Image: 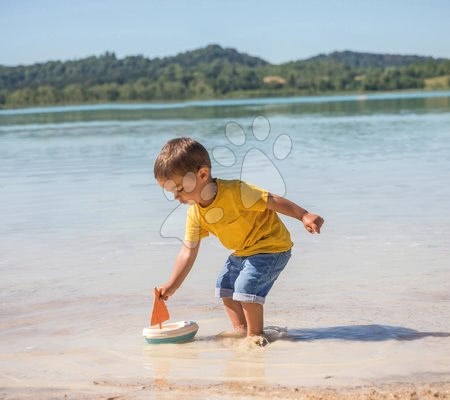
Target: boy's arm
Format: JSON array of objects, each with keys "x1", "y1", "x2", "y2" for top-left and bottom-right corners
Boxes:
[
  {"x1": 266, "y1": 193, "x2": 324, "y2": 234},
  {"x1": 159, "y1": 240, "x2": 200, "y2": 300}
]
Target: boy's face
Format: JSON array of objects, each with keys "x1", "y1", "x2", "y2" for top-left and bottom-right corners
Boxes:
[{"x1": 158, "y1": 167, "x2": 212, "y2": 206}]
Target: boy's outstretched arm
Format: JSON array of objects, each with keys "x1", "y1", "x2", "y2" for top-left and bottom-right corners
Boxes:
[
  {"x1": 159, "y1": 240, "x2": 200, "y2": 300},
  {"x1": 267, "y1": 193, "x2": 324, "y2": 234}
]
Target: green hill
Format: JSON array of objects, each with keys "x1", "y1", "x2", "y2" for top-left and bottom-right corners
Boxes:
[
  {"x1": 0, "y1": 45, "x2": 449, "y2": 108},
  {"x1": 306, "y1": 50, "x2": 437, "y2": 68},
  {"x1": 164, "y1": 44, "x2": 268, "y2": 68}
]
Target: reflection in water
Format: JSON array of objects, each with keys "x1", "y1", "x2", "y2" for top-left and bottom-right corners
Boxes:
[
  {"x1": 1, "y1": 91, "x2": 450, "y2": 126},
  {"x1": 142, "y1": 334, "x2": 268, "y2": 387},
  {"x1": 223, "y1": 351, "x2": 266, "y2": 384},
  {"x1": 139, "y1": 323, "x2": 450, "y2": 389}
]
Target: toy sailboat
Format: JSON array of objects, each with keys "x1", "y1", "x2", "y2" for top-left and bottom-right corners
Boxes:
[{"x1": 142, "y1": 287, "x2": 199, "y2": 344}]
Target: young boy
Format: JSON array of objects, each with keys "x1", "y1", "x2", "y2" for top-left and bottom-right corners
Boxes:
[{"x1": 154, "y1": 137, "x2": 324, "y2": 343}]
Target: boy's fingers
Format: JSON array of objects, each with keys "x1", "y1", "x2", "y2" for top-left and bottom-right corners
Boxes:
[
  {"x1": 158, "y1": 287, "x2": 169, "y2": 300},
  {"x1": 313, "y1": 217, "x2": 324, "y2": 233},
  {"x1": 310, "y1": 223, "x2": 321, "y2": 234},
  {"x1": 305, "y1": 217, "x2": 324, "y2": 234}
]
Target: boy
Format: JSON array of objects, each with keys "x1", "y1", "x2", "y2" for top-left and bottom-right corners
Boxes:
[{"x1": 154, "y1": 137, "x2": 324, "y2": 344}]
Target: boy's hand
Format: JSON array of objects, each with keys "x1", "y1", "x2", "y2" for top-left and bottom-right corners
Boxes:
[
  {"x1": 301, "y1": 213, "x2": 324, "y2": 234},
  {"x1": 159, "y1": 282, "x2": 177, "y2": 301}
]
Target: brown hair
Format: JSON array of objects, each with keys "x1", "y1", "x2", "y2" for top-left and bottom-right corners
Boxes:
[{"x1": 154, "y1": 137, "x2": 211, "y2": 180}]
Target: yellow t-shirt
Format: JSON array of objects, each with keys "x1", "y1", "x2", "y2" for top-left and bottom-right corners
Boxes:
[{"x1": 185, "y1": 179, "x2": 293, "y2": 256}]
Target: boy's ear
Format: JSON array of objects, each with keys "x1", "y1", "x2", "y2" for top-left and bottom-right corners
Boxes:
[{"x1": 197, "y1": 166, "x2": 210, "y2": 180}]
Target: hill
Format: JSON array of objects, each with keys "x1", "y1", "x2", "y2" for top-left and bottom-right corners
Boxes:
[
  {"x1": 306, "y1": 50, "x2": 437, "y2": 68},
  {"x1": 0, "y1": 45, "x2": 268, "y2": 91},
  {"x1": 0, "y1": 45, "x2": 449, "y2": 108},
  {"x1": 164, "y1": 44, "x2": 268, "y2": 68}
]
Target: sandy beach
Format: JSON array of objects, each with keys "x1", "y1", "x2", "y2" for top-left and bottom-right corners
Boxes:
[{"x1": 3, "y1": 379, "x2": 450, "y2": 399}]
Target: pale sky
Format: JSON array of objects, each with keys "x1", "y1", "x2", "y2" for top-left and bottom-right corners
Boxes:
[{"x1": 1, "y1": 0, "x2": 449, "y2": 66}]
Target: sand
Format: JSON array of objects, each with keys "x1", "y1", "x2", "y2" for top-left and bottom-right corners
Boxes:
[{"x1": 2, "y1": 380, "x2": 450, "y2": 400}]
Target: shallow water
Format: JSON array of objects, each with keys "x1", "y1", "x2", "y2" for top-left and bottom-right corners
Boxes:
[{"x1": 1, "y1": 92, "x2": 450, "y2": 395}]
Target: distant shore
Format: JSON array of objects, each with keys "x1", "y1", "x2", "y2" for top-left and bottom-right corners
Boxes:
[
  {"x1": 1, "y1": 88, "x2": 450, "y2": 113},
  {"x1": 1, "y1": 46, "x2": 449, "y2": 110}
]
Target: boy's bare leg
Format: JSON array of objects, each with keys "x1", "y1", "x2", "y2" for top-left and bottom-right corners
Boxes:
[
  {"x1": 241, "y1": 302, "x2": 264, "y2": 337},
  {"x1": 222, "y1": 298, "x2": 247, "y2": 334}
]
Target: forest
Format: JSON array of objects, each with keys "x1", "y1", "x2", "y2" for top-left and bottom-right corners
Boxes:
[{"x1": 1, "y1": 45, "x2": 449, "y2": 108}]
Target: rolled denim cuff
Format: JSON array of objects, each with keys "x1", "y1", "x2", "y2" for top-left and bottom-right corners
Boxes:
[{"x1": 233, "y1": 292, "x2": 266, "y2": 305}]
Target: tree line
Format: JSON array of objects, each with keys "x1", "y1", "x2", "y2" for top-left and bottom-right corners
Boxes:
[{"x1": 0, "y1": 45, "x2": 449, "y2": 108}]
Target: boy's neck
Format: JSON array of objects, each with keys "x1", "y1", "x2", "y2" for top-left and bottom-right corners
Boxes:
[{"x1": 198, "y1": 177, "x2": 217, "y2": 208}]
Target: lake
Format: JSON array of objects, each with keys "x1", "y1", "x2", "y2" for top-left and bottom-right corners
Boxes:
[{"x1": 1, "y1": 91, "x2": 450, "y2": 398}]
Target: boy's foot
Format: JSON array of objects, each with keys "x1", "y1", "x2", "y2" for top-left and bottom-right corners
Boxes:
[
  {"x1": 249, "y1": 334, "x2": 270, "y2": 347},
  {"x1": 216, "y1": 327, "x2": 247, "y2": 339},
  {"x1": 239, "y1": 334, "x2": 270, "y2": 349}
]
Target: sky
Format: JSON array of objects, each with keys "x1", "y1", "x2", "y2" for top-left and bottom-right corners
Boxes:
[{"x1": 1, "y1": 0, "x2": 449, "y2": 66}]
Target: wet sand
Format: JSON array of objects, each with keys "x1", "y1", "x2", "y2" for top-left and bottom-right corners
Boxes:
[{"x1": 2, "y1": 380, "x2": 450, "y2": 400}]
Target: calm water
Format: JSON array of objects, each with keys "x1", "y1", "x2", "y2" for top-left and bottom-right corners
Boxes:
[{"x1": 1, "y1": 92, "x2": 450, "y2": 395}]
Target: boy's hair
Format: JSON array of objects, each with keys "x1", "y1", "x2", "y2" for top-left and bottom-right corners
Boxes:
[{"x1": 154, "y1": 137, "x2": 211, "y2": 180}]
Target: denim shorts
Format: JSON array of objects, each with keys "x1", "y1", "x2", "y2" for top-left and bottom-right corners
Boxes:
[{"x1": 215, "y1": 250, "x2": 291, "y2": 305}]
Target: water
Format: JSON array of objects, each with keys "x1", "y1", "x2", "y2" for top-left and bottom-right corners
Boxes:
[{"x1": 1, "y1": 92, "x2": 450, "y2": 396}]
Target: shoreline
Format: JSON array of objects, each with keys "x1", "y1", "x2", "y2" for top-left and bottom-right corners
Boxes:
[
  {"x1": 1, "y1": 88, "x2": 450, "y2": 113},
  {"x1": 3, "y1": 380, "x2": 450, "y2": 399}
]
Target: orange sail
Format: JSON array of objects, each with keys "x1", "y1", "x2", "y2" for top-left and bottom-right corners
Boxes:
[{"x1": 151, "y1": 287, "x2": 170, "y2": 329}]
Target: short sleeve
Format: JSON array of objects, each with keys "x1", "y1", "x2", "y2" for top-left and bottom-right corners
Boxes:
[
  {"x1": 239, "y1": 181, "x2": 268, "y2": 211},
  {"x1": 185, "y1": 205, "x2": 209, "y2": 242}
]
